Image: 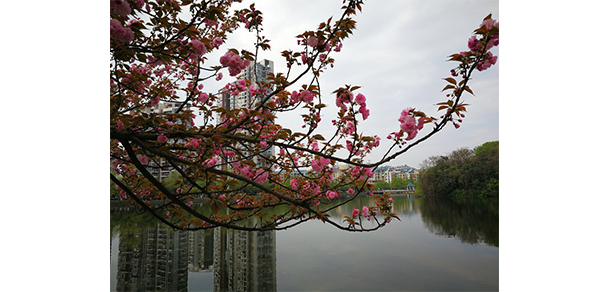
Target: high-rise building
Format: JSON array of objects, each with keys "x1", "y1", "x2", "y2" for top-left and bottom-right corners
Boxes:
[
  {"x1": 138, "y1": 101, "x2": 192, "y2": 181},
  {"x1": 141, "y1": 100, "x2": 191, "y2": 115},
  {"x1": 218, "y1": 60, "x2": 276, "y2": 168},
  {"x1": 219, "y1": 59, "x2": 274, "y2": 111},
  {"x1": 235, "y1": 59, "x2": 274, "y2": 109}
]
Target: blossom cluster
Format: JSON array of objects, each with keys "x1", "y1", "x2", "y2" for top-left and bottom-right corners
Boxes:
[
  {"x1": 350, "y1": 166, "x2": 374, "y2": 180},
  {"x1": 295, "y1": 32, "x2": 343, "y2": 68},
  {"x1": 290, "y1": 89, "x2": 315, "y2": 104},
  {"x1": 326, "y1": 190, "x2": 339, "y2": 200},
  {"x1": 476, "y1": 52, "x2": 498, "y2": 71},
  {"x1": 230, "y1": 161, "x2": 269, "y2": 184},
  {"x1": 110, "y1": 19, "x2": 134, "y2": 46},
  {"x1": 219, "y1": 50, "x2": 250, "y2": 76},
  {"x1": 311, "y1": 156, "x2": 331, "y2": 172},
  {"x1": 188, "y1": 40, "x2": 207, "y2": 60},
  {"x1": 467, "y1": 18, "x2": 499, "y2": 71},
  {"x1": 110, "y1": 0, "x2": 131, "y2": 18},
  {"x1": 352, "y1": 206, "x2": 376, "y2": 219},
  {"x1": 398, "y1": 108, "x2": 425, "y2": 140},
  {"x1": 335, "y1": 91, "x2": 370, "y2": 121}
]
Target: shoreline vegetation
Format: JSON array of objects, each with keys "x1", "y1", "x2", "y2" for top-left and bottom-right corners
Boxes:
[
  {"x1": 417, "y1": 141, "x2": 499, "y2": 200},
  {"x1": 111, "y1": 139, "x2": 499, "y2": 209}
]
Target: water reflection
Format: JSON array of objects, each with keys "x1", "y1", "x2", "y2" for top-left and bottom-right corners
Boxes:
[
  {"x1": 116, "y1": 224, "x2": 191, "y2": 291},
  {"x1": 323, "y1": 194, "x2": 420, "y2": 220},
  {"x1": 111, "y1": 195, "x2": 498, "y2": 291},
  {"x1": 111, "y1": 209, "x2": 276, "y2": 292},
  {"x1": 213, "y1": 228, "x2": 276, "y2": 291},
  {"x1": 419, "y1": 196, "x2": 499, "y2": 247}
]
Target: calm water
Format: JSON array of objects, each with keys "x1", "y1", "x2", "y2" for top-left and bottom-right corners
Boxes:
[{"x1": 110, "y1": 196, "x2": 498, "y2": 291}]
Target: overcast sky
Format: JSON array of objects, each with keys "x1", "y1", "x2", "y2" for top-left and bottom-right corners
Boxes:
[{"x1": 206, "y1": 0, "x2": 500, "y2": 168}]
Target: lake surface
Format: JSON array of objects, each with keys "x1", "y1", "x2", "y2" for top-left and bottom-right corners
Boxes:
[{"x1": 110, "y1": 195, "x2": 498, "y2": 291}]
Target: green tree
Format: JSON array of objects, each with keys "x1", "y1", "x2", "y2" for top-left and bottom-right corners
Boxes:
[
  {"x1": 373, "y1": 181, "x2": 391, "y2": 190},
  {"x1": 418, "y1": 141, "x2": 499, "y2": 199},
  {"x1": 390, "y1": 177, "x2": 407, "y2": 190}
]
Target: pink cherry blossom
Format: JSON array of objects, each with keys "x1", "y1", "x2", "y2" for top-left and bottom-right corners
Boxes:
[
  {"x1": 362, "y1": 206, "x2": 370, "y2": 217},
  {"x1": 352, "y1": 208, "x2": 360, "y2": 217},
  {"x1": 306, "y1": 36, "x2": 319, "y2": 48},
  {"x1": 363, "y1": 168, "x2": 373, "y2": 178},
  {"x1": 189, "y1": 39, "x2": 207, "y2": 58},
  {"x1": 205, "y1": 157, "x2": 218, "y2": 167},
  {"x1": 110, "y1": 0, "x2": 131, "y2": 18},
  {"x1": 481, "y1": 18, "x2": 498, "y2": 30},
  {"x1": 355, "y1": 93, "x2": 366, "y2": 105},
  {"x1": 359, "y1": 105, "x2": 370, "y2": 120},
  {"x1": 311, "y1": 141, "x2": 319, "y2": 151},
  {"x1": 249, "y1": 85, "x2": 259, "y2": 95},
  {"x1": 398, "y1": 108, "x2": 425, "y2": 141},
  {"x1": 326, "y1": 191, "x2": 338, "y2": 200},
  {"x1": 157, "y1": 135, "x2": 169, "y2": 143},
  {"x1": 345, "y1": 121, "x2": 355, "y2": 135},
  {"x1": 212, "y1": 37, "x2": 223, "y2": 48},
  {"x1": 237, "y1": 79, "x2": 247, "y2": 91},
  {"x1": 299, "y1": 90, "x2": 315, "y2": 103},
  {"x1": 219, "y1": 50, "x2": 250, "y2": 76},
  {"x1": 137, "y1": 155, "x2": 149, "y2": 165},
  {"x1": 290, "y1": 179, "x2": 299, "y2": 190},
  {"x1": 254, "y1": 169, "x2": 268, "y2": 184},
  {"x1": 133, "y1": 0, "x2": 144, "y2": 9},
  {"x1": 335, "y1": 97, "x2": 347, "y2": 111},
  {"x1": 334, "y1": 43, "x2": 343, "y2": 52},
  {"x1": 319, "y1": 157, "x2": 331, "y2": 167},
  {"x1": 476, "y1": 52, "x2": 498, "y2": 71},
  {"x1": 346, "y1": 140, "x2": 353, "y2": 153},
  {"x1": 110, "y1": 19, "x2": 134, "y2": 46},
  {"x1": 468, "y1": 36, "x2": 480, "y2": 51},
  {"x1": 300, "y1": 53, "x2": 310, "y2": 65},
  {"x1": 198, "y1": 93, "x2": 209, "y2": 103},
  {"x1": 335, "y1": 92, "x2": 352, "y2": 111},
  {"x1": 311, "y1": 160, "x2": 322, "y2": 172}
]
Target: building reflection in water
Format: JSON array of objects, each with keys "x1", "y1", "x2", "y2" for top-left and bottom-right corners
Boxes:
[
  {"x1": 115, "y1": 222, "x2": 276, "y2": 292},
  {"x1": 116, "y1": 224, "x2": 190, "y2": 291},
  {"x1": 213, "y1": 228, "x2": 276, "y2": 292}
]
